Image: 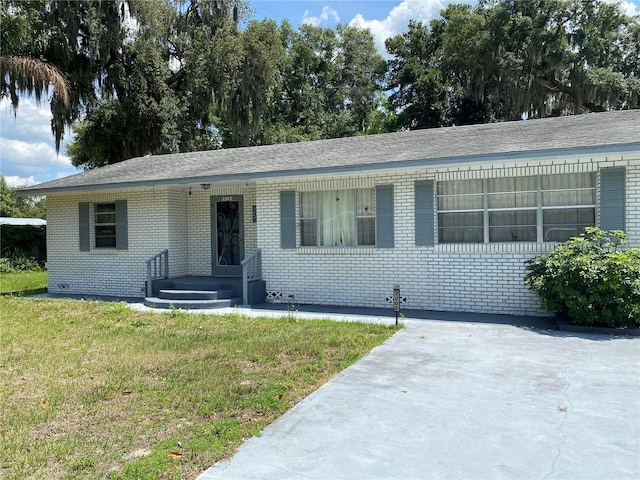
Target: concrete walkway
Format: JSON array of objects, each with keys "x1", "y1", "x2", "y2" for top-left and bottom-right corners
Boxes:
[{"x1": 196, "y1": 314, "x2": 640, "y2": 480}]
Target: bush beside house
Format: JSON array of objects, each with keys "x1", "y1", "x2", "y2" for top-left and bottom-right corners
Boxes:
[
  {"x1": 0, "y1": 224, "x2": 47, "y2": 272},
  {"x1": 524, "y1": 228, "x2": 640, "y2": 329}
]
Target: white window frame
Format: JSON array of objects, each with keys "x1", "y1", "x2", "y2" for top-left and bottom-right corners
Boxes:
[
  {"x1": 300, "y1": 188, "x2": 376, "y2": 247},
  {"x1": 437, "y1": 173, "x2": 596, "y2": 244},
  {"x1": 94, "y1": 202, "x2": 117, "y2": 249}
]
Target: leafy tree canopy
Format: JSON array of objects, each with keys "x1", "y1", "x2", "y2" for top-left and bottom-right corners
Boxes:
[
  {"x1": 0, "y1": 176, "x2": 45, "y2": 218},
  {"x1": 2, "y1": 0, "x2": 637, "y2": 170},
  {"x1": 257, "y1": 22, "x2": 386, "y2": 145},
  {"x1": 68, "y1": 15, "x2": 387, "y2": 168},
  {"x1": 1, "y1": 0, "x2": 246, "y2": 162},
  {"x1": 386, "y1": 0, "x2": 639, "y2": 130}
]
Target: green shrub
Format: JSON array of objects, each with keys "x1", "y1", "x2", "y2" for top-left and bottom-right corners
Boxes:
[
  {"x1": 0, "y1": 247, "x2": 44, "y2": 272},
  {"x1": 524, "y1": 227, "x2": 640, "y2": 329},
  {"x1": 0, "y1": 257, "x2": 14, "y2": 273},
  {"x1": 0, "y1": 224, "x2": 46, "y2": 261}
]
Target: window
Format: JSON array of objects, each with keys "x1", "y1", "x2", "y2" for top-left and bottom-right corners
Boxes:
[
  {"x1": 437, "y1": 173, "x2": 596, "y2": 243},
  {"x1": 487, "y1": 176, "x2": 537, "y2": 242},
  {"x1": 300, "y1": 189, "x2": 376, "y2": 246},
  {"x1": 79, "y1": 200, "x2": 128, "y2": 251},
  {"x1": 95, "y1": 203, "x2": 117, "y2": 248}
]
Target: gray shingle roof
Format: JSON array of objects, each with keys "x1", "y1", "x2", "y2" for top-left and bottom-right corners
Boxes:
[{"x1": 19, "y1": 110, "x2": 640, "y2": 194}]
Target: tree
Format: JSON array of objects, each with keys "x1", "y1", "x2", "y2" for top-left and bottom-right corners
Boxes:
[
  {"x1": 258, "y1": 22, "x2": 386, "y2": 144},
  {"x1": 0, "y1": 4, "x2": 70, "y2": 108},
  {"x1": 0, "y1": 56, "x2": 70, "y2": 108},
  {"x1": 14, "y1": 194, "x2": 46, "y2": 219},
  {"x1": 69, "y1": 17, "x2": 387, "y2": 166},
  {"x1": 0, "y1": 176, "x2": 18, "y2": 217},
  {"x1": 0, "y1": 0, "x2": 138, "y2": 150},
  {"x1": 385, "y1": 0, "x2": 640, "y2": 130},
  {"x1": 525, "y1": 228, "x2": 640, "y2": 328},
  {"x1": 444, "y1": 0, "x2": 640, "y2": 119},
  {"x1": 0, "y1": 176, "x2": 45, "y2": 218},
  {"x1": 332, "y1": 24, "x2": 387, "y2": 135},
  {"x1": 258, "y1": 22, "x2": 336, "y2": 143},
  {"x1": 216, "y1": 19, "x2": 285, "y2": 147},
  {"x1": 68, "y1": 0, "x2": 251, "y2": 168},
  {"x1": 167, "y1": 0, "x2": 246, "y2": 149},
  {"x1": 7, "y1": 1, "x2": 386, "y2": 167},
  {"x1": 434, "y1": 4, "x2": 499, "y2": 124},
  {"x1": 67, "y1": 36, "x2": 185, "y2": 168},
  {"x1": 385, "y1": 20, "x2": 448, "y2": 130}
]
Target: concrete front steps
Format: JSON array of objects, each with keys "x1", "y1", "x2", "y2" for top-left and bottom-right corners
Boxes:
[{"x1": 143, "y1": 276, "x2": 243, "y2": 310}]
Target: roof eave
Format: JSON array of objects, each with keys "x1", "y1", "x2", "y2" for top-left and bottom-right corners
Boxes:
[{"x1": 17, "y1": 142, "x2": 640, "y2": 196}]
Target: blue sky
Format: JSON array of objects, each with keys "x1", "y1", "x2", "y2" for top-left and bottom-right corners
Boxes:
[{"x1": 1, "y1": 0, "x2": 638, "y2": 187}]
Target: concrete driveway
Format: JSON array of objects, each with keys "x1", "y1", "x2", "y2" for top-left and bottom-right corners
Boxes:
[{"x1": 197, "y1": 316, "x2": 640, "y2": 480}]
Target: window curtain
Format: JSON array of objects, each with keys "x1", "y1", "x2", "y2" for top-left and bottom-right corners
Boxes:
[
  {"x1": 486, "y1": 178, "x2": 537, "y2": 242},
  {"x1": 357, "y1": 189, "x2": 375, "y2": 216},
  {"x1": 438, "y1": 180, "x2": 483, "y2": 243},
  {"x1": 438, "y1": 174, "x2": 596, "y2": 244},
  {"x1": 320, "y1": 191, "x2": 355, "y2": 246},
  {"x1": 357, "y1": 189, "x2": 376, "y2": 245},
  {"x1": 300, "y1": 192, "x2": 317, "y2": 246},
  {"x1": 542, "y1": 173, "x2": 595, "y2": 207},
  {"x1": 487, "y1": 176, "x2": 536, "y2": 209},
  {"x1": 542, "y1": 173, "x2": 595, "y2": 241},
  {"x1": 301, "y1": 192, "x2": 317, "y2": 218}
]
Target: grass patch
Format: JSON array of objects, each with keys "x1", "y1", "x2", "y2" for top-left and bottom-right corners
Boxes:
[
  {"x1": 0, "y1": 270, "x2": 48, "y2": 295},
  {"x1": 0, "y1": 297, "x2": 399, "y2": 479}
]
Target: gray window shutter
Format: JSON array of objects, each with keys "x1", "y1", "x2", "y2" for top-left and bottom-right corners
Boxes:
[
  {"x1": 600, "y1": 167, "x2": 625, "y2": 231},
  {"x1": 415, "y1": 180, "x2": 435, "y2": 246},
  {"x1": 376, "y1": 185, "x2": 394, "y2": 248},
  {"x1": 280, "y1": 190, "x2": 296, "y2": 249},
  {"x1": 115, "y1": 200, "x2": 128, "y2": 250},
  {"x1": 79, "y1": 202, "x2": 90, "y2": 251}
]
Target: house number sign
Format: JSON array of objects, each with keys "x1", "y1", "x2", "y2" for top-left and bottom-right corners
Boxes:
[
  {"x1": 393, "y1": 286, "x2": 400, "y2": 313},
  {"x1": 385, "y1": 285, "x2": 407, "y2": 325}
]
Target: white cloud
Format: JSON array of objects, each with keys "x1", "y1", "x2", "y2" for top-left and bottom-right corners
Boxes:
[
  {"x1": 0, "y1": 98, "x2": 77, "y2": 185},
  {"x1": 349, "y1": 0, "x2": 447, "y2": 56},
  {"x1": 302, "y1": 6, "x2": 340, "y2": 26},
  {"x1": 0, "y1": 137, "x2": 73, "y2": 175},
  {"x1": 4, "y1": 175, "x2": 36, "y2": 187},
  {"x1": 0, "y1": 99, "x2": 57, "y2": 144},
  {"x1": 609, "y1": 0, "x2": 639, "y2": 15}
]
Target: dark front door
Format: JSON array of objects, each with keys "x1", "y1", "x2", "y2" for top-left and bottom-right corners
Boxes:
[{"x1": 211, "y1": 195, "x2": 244, "y2": 276}]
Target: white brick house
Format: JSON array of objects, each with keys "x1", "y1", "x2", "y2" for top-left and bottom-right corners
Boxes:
[{"x1": 20, "y1": 110, "x2": 639, "y2": 316}]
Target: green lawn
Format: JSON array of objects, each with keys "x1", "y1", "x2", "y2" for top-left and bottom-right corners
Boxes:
[
  {"x1": 0, "y1": 270, "x2": 47, "y2": 295},
  {"x1": 0, "y1": 296, "x2": 399, "y2": 479}
]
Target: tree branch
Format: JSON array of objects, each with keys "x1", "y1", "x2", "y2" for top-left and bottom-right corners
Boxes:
[{"x1": 0, "y1": 56, "x2": 70, "y2": 107}]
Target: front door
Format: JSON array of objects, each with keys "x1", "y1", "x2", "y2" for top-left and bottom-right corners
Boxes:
[{"x1": 211, "y1": 195, "x2": 244, "y2": 276}]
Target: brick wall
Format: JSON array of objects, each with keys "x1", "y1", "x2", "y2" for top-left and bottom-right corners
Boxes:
[
  {"x1": 257, "y1": 153, "x2": 639, "y2": 316},
  {"x1": 45, "y1": 152, "x2": 637, "y2": 314},
  {"x1": 626, "y1": 162, "x2": 640, "y2": 246},
  {"x1": 47, "y1": 187, "x2": 176, "y2": 297},
  {"x1": 167, "y1": 189, "x2": 188, "y2": 277},
  {"x1": 46, "y1": 184, "x2": 259, "y2": 297}
]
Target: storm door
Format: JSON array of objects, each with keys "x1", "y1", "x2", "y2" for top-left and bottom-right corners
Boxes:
[{"x1": 211, "y1": 195, "x2": 244, "y2": 276}]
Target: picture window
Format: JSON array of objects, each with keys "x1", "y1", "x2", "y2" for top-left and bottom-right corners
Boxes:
[
  {"x1": 437, "y1": 173, "x2": 596, "y2": 243},
  {"x1": 300, "y1": 189, "x2": 376, "y2": 246}
]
